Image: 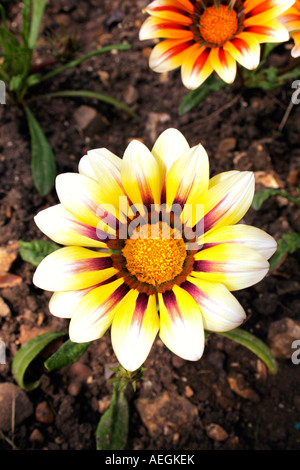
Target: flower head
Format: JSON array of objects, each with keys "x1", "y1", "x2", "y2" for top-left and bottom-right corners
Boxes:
[
  {"x1": 33, "y1": 129, "x2": 276, "y2": 371},
  {"x1": 280, "y1": 0, "x2": 300, "y2": 57},
  {"x1": 139, "y1": 0, "x2": 295, "y2": 89}
]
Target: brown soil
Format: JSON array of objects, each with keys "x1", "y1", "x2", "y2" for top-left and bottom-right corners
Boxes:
[{"x1": 1, "y1": 0, "x2": 300, "y2": 451}]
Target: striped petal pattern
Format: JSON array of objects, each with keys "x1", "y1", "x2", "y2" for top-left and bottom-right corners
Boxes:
[
  {"x1": 33, "y1": 129, "x2": 277, "y2": 371},
  {"x1": 139, "y1": 0, "x2": 294, "y2": 89},
  {"x1": 279, "y1": 0, "x2": 300, "y2": 57}
]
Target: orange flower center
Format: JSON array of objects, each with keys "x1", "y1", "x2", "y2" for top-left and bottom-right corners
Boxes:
[
  {"x1": 122, "y1": 223, "x2": 186, "y2": 286},
  {"x1": 199, "y1": 4, "x2": 238, "y2": 46}
]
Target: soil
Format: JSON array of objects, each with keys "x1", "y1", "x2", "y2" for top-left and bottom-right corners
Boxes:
[{"x1": 1, "y1": 0, "x2": 300, "y2": 452}]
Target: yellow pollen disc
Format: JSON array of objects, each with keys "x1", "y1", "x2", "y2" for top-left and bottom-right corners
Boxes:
[
  {"x1": 199, "y1": 5, "x2": 238, "y2": 46},
  {"x1": 122, "y1": 224, "x2": 187, "y2": 286}
]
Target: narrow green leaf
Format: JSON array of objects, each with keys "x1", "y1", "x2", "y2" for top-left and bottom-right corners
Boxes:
[
  {"x1": 44, "y1": 340, "x2": 91, "y2": 371},
  {"x1": 38, "y1": 89, "x2": 138, "y2": 120},
  {"x1": 24, "y1": 105, "x2": 56, "y2": 196},
  {"x1": 21, "y1": 0, "x2": 31, "y2": 47},
  {"x1": 179, "y1": 75, "x2": 227, "y2": 115},
  {"x1": 252, "y1": 188, "x2": 300, "y2": 210},
  {"x1": 12, "y1": 331, "x2": 66, "y2": 390},
  {"x1": 34, "y1": 44, "x2": 131, "y2": 85},
  {"x1": 269, "y1": 232, "x2": 300, "y2": 270},
  {"x1": 28, "y1": 0, "x2": 47, "y2": 50},
  {"x1": 96, "y1": 385, "x2": 129, "y2": 450},
  {"x1": 218, "y1": 327, "x2": 277, "y2": 375},
  {"x1": 19, "y1": 239, "x2": 60, "y2": 266}
]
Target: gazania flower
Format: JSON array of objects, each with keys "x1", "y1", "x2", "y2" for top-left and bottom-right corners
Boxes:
[
  {"x1": 280, "y1": 0, "x2": 300, "y2": 57},
  {"x1": 33, "y1": 129, "x2": 276, "y2": 371},
  {"x1": 139, "y1": 0, "x2": 295, "y2": 89}
]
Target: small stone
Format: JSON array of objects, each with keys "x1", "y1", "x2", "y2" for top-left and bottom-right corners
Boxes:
[
  {"x1": 35, "y1": 401, "x2": 54, "y2": 424},
  {"x1": 29, "y1": 428, "x2": 44, "y2": 443},
  {"x1": 18, "y1": 325, "x2": 53, "y2": 346},
  {"x1": 185, "y1": 385, "x2": 194, "y2": 398},
  {"x1": 0, "y1": 297, "x2": 10, "y2": 317},
  {"x1": 254, "y1": 171, "x2": 283, "y2": 189},
  {"x1": 123, "y1": 85, "x2": 139, "y2": 105},
  {"x1": 68, "y1": 380, "x2": 82, "y2": 397},
  {"x1": 69, "y1": 362, "x2": 92, "y2": 381},
  {"x1": 268, "y1": 318, "x2": 300, "y2": 359},
  {"x1": 73, "y1": 105, "x2": 109, "y2": 135},
  {"x1": 206, "y1": 423, "x2": 228, "y2": 442},
  {"x1": 98, "y1": 395, "x2": 111, "y2": 414},
  {"x1": 135, "y1": 391, "x2": 198, "y2": 436},
  {"x1": 0, "y1": 242, "x2": 19, "y2": 273},
  {"x1": 0, "y1": 382, "x2": 33, "y2": 431},
  {"x1": 228, "y1": 373, "x2": 260, "y2": 402},
  {"x1": 216, "y1": 138, "x2": 236, "y2": 158}
]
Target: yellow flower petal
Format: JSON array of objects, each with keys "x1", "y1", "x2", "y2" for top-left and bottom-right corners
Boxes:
[
  {"x1": 245, "y1": 0, "x2": 296, "y2": 26},
  {"x1": 200, "y1": 224, "x2": 277, "y2": 260},
  {"x1": 149, "y1": 38, "x2": 195, "y2": 73},
  {"x1": 144, "y1": 0, "x2": 193, "y2": 24},
  {"x1": 34, "y1": 204, "x2": 109, "y2": 248},
  {"x1": 69, "y1": 278, "x2": 129, "y2": 343},
  {"x1": 139, "y1": 16, "x2": 193, "y2": 40},
  {"x1": 193, "y1": 243, "x2": 269, "y2": 291},
  {"x1": 121, "y1": 139, "x2": 162, "y2": 211},
  {"x1": 181, "y1": 44, "x2": 213, "y2": 90},
  {"x1": 55, "y1": 173, "x2": 121, "y2": 234},
  {"x1": 151, "y1": 128, "x2": 190, "y2": 175},
  {"x1": 209, "y1": 47, "x2": 237, "y2": 84},
  {"x1": 182, "y1": 277, "x2": 246, "y2": 332},
  {"x1": 223, "y1": 32, "x2": 261, "y2": 70},
  {"x1": 158, "y1": 286, "x2": 205, "y2": 361},
  {"x1": 203, "y1": 171, "x2": 255, "y2": 234},
  {"x1": 49, "y1": 287, "x2": 94, "y2": 318},
  {"x1": 111, "y1": 291, "x2": 159, "y2": 371},
  {"x1": 33, "y1": 247, "x2": 116, "y2": 292}
]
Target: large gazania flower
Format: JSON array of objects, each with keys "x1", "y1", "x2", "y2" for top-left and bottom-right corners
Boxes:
[
  {"x1": 33, "y1": 129, "x2": 277, "y2": 371},
  {"x1": 280, "y1": 0, "x2": 300, "y2": 57},
  {"x1": 139, "y1": 0, "x2": 295, "y2": 89}
]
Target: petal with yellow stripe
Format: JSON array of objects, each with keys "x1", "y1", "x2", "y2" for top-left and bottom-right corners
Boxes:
[
  {"x1": 121, "y1": 139, "x2": 162, "y2": 211},
  {"x1": 209, "y1": 47, "x2": 237, "y2": 84},
  {"x1": 223, "y1": 32, "x2": 260, "y2": 70},
  {"x1": 182, "y1": 277, "x2": 246, "y2": 332},
  {"x1": 181, "y1": 44, "x2": 213, "y2": 90},
  {"x1": 69, "y1": 278, "x2": 130, "y2": 343},
  {"x1": 202, "y1": 171, "x2": 255, "y2": 234},
  {"x1": 56, "y1": 173, "x2": 121, "y2": 234},
  {"x1": 139, "y1": 16, "x2": 193, "y2": 40},
  {"x1": 111, "y1": 291, "x2": 159, "y2": 371},
  {"x1": 144, "y1": 0, "x2": 193, "y2": 24},
  {"x1": 244, "y1": 0, "x2": 296, "y2": 26},
  {"x1": 34, "y1": 204, "x2": 109, "y2": 248},
  {"x1": 192, "y1": 243, "x2": 269, "y2": 291},
  {"x1": 149, "y1": 38, "x2": 195, "y2": 73},
  {"x1": 158, "y1": 286, "x2": 205, "y2": 361},
  {"x1": 200, "y1": 224, "x2": 277, "y2": 260},
  {"x1": 33, "y1": 247, "x2": 116, "y2": 292}
]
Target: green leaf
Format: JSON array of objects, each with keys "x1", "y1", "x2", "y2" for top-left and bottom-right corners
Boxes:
[
  {"x1": 33, "y1": 43, "x2": 131, "y2": 85},
  {"x1": 24, "y1": 105, "x2": 56, "y2": 196},
  {"x1": 179, "y1": 75, "x2": 227, "y2": 115},
  {"x1": 38, "y1": 89, "x2": 138, "y2": 120},
  {"x1": 96, "y1": 384, "x2": 129, "y2": 450},
  {"x1": 252, "y1": 188, "x2": 300, "y2": 211},
  {"x1": 19, "y1": 239, "x2": 60, "y2": 266},
  {"x1": 12, "y1": 331, "x2": 66, "y2": 390},
  {"x1": 28, "y1": 0, "x2": 47, "y2": 50},
  {"x1": 44, "y1": 340, "x2": 91, "y2": 371},
  {"x1": 218, "y1": 327, "x2": 277, "y2": 375},
  {"x1": 269, "y1": 232, "x2": 300, "y2": 270},
  {"x1": 21, "y1": 0, "x2": 31, "y2": 47}
]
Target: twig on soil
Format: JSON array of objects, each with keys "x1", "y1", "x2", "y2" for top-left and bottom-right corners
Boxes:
[
  {"x1": 197, "y1": 93, "x2": 241, "y2": 124},
  {"x1": 0, "y1": 429, "x2": 18, "y2": 450}
]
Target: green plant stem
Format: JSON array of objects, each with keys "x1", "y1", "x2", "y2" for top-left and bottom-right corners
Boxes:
[
  {"x1": 35, "y1": 89, "x2": 139, "y2": 120},
  {"x1": 28, "y1": 43, "x2": 131, "y2": 86}
]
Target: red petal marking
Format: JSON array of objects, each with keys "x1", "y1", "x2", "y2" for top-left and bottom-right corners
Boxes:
[
  {"x1": 131, "y1": 293, "x2": 149, "y2": 331},
  {"x1": 151, "y1": 5, "x2": 191, "y2": 18},
  {"x1": 244, "y1": 25, "x2": 275, "y2": 35},
  {"x1": 191, "y1": 48, "x2": 210, "y2": 76},
  {"x1": 246, "y1": 0, "x2": 275, "y2": 18},
  {"x1": 162, "y1": 290, "x2": 183, "y2": 322},
  {"x1": 161, "y1": 39, "x2": 195, "y2": 62},
  {"x1": 230, "y1": 37, "x2": 251, "y2": 55}
]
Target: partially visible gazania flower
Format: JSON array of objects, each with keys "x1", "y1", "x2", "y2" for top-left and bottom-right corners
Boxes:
[
  {"x1": 280, "y1": 0, "x2": 300, "y2": 57},
  {"x1": 33, "y1": 129, "x2": 277, "y2": 371},
  {"x1": 139, "y1": 0, "x2": 295, "y2": 89}
]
